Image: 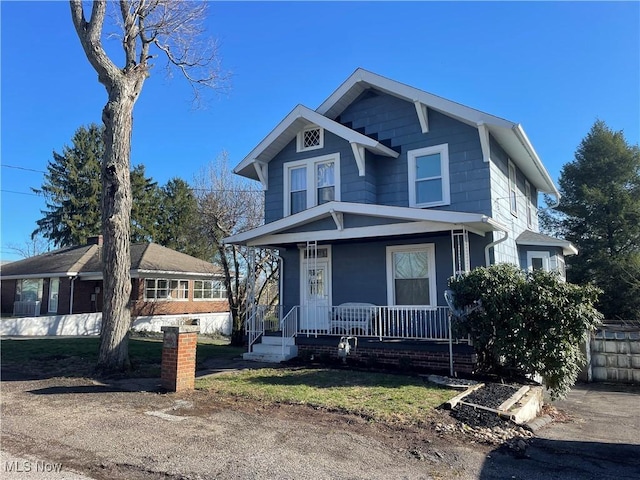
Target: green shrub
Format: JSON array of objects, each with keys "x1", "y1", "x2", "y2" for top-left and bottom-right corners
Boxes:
[{"x1": 448, "y1": 264, "x2": 602, "y2": 399}]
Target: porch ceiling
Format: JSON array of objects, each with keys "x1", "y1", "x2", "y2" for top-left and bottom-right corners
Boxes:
[{"x1": 224, "y1": 201, "x2": 508, "y2": 247}]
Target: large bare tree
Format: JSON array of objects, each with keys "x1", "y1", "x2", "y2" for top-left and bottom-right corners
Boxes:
[{"x1": 69, "y1": 0, "x2": 221, "y2": 371}]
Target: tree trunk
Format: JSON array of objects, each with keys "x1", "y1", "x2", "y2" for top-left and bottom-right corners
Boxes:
[{"x1": 96, "y1": 84, "x2": 136, "y2": 372}]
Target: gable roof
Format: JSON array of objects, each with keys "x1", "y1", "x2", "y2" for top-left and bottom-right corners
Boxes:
[
  {"x1": 224, "y1": 200, "x2": 508, "y2": 247},
  {"x1": 0, "y1": 242, "x2": 221, "y2": 280},
  {"x1": 516, "y1": 230, "x2": 578, "y2": 256},
  {"x1": 318, "y1": 68, "x2": 558, "y2": 196},
  {"x1": 234, "y1": 68, "x2": 559, "y2": 196},
  {"x1": 234, "y1": 104, "x2": 399, "y2": 184}
]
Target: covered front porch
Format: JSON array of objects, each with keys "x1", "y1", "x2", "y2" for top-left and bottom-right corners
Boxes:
[{"x1": 224, "y1": 202, "x2": 508, "y2": 372}]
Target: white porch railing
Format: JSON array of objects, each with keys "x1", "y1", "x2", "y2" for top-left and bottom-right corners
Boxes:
[
  {"x1": 13, "y1": 301, "x2": 41, "y2": 317},
  {"x1": 302, "y1": 305, "x2": 452, "y2": 341},
  {"x1": 248, "y1": 304, "x2": 456, "y2": 342}
]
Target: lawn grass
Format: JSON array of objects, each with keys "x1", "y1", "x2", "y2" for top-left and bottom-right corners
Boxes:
[
  {"x1": 0, "y1": 335, "x2": 244, "y2": 378},
  {"x1": 197, "y1": 367, "x2": 452, "y2": 425}
]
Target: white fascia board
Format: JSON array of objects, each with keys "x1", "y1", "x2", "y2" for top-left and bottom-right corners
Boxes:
[
  {"x1": 0, "y1": 272, "x2": 78, "y2": 280},
  {"x1": 131, "y1": 270, "x2": 221, "y2": 278},
  {"x1": 233, "y1": 104, "x2": 398, "y2": 181},
  {"x1": 247, "y1": 220, "x2": 486, "y2": 247},
  {"x1": 512, "y1": 124, "x2": 560, "y2": 198},
  {"x1": 515, "y1": 239, "x2": 578, "y2": 256},
  {"x1": 224, "y1": 201, "x2": 507, "y2": 246}
]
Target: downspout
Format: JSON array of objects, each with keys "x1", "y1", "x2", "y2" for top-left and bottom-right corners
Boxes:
[
  {"x1": 69, "y1": 275, "x2": 77, "y2": 314},
  {"x1": 483, "y1": 220, "x2": 509, "y2": 267}
]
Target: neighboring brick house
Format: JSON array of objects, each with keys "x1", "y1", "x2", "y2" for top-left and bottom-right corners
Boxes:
[{"x1": 1, "y1": 236, "x2": 229, "y2": 319}]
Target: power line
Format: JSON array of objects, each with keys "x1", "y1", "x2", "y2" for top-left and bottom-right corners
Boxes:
[
  {"x1": 0, "y1": 189, "x2": 40, "y2": 197},
  {"x1": 1, "y1": 164, "x2": 46, "y2": 174}
]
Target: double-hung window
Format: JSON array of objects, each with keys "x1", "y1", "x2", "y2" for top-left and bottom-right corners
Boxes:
[
  {"x1": 509, "y1": 160, "x2": 518, "y2": 216},
  {"x1": 408, "y1": 144, "x2": 450, "y2": 207},
  {"x1": 284, "y1": 153, "x2": 340, "y2": 216},
  {"x1": 525, "y1": 180, "x2": 533, "y2": 228},
  {"x1": 386, "y1": 244, "x2": 437, "y2": 306}
]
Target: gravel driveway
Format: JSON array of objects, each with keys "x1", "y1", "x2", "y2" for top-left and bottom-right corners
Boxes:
[{"x1": 2, "y1": 369, "x2": 639, "y2": 480}]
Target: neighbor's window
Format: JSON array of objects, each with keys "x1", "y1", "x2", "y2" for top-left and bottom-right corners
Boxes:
[
  {"x1": 144, "y1": 279, "x2": 188, "y2": 301},
  {"x1": 284, "y1": 153, "x2": 340, "y2": 215},
  {"x1": 509, "y1": 160, "x2": 518, "y2": 216},
  {"x1": 15, "y1": 279, "x2": 43, "y2": 302},
  {"x1": 386, "y1": 244, "x2": 436, "y2": 306},
  {"x1": 408, "y1": 144, "x2": 450, "y2": 207},
  {"x1": 296, "y1": 126, "x2": 324, "y2": 152},
  {"x1": 193, "y1": 280, "x2": 227, "y2": 300}
]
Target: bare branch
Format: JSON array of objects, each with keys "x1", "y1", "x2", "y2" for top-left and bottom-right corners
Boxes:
[{"x1": 69, "y1": 1, "x2": 121, "y2": 85}]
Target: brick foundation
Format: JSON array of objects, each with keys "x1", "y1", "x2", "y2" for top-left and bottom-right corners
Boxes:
[
  {"x1": 161, "y1": 326, "x2": 200, "y2": 392},
  {"x1": 297, "y1": 340, "x2": 477, "y2": 375}
]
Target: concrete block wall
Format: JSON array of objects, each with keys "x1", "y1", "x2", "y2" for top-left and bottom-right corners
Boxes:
[{"x1": 590, "y1": 328, "x2": 640, "y2": 384}]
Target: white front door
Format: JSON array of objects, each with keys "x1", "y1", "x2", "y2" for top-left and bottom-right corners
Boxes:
[{"x1": 300, "y1": 249, "x2": 331, "y2": 332}]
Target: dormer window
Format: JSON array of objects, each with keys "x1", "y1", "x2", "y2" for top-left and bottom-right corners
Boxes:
[{"x1": 297, "y1": 126, "x2": 324, "y2": 152}]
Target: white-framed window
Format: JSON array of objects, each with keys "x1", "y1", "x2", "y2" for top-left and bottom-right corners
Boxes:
[
  {"x1": 193, "y1": 279, "x2": 227, "y2": 300},
  {"x1": 525, "y1": 180, "x2": 533, "y2": 228},
  {"x1": 15, "y1": 278, "x2": 43, "y2": 302},
  {"x1": 386, "y1": 244, "x2": 437, "y2": 306},
  {"x1": 144, "y1": 279, "x2": 189, "y2": 301},
  {"x1": 408, "y1": 144, "x2": 450, "y2": 208},
  {"x1": 284, "y1": 153, "x2": 340, "y2": 216},
  {"x1": 509, "y1": 160, "x2": 518, "y2": 216},
  {"x1": 296, "y1": 126, "x2": 324, "y2": 152},
  {"x1": 526, "y1": 251, "x2": 550, "y2": 272}
]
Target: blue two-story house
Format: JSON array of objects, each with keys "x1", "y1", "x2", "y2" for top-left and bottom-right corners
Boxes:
[{"x1": 225, "y1": 68, "x2": 576, "y2": 370}]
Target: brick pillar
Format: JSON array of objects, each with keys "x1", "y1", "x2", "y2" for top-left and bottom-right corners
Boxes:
[{"x1": 160, "y1": 325, "x2": 200, "y2": 392}]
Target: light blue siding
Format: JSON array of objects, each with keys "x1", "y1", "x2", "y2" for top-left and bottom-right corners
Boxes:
[{"x1": 280, "y1": 232, "x2": 493, "y2": 308}]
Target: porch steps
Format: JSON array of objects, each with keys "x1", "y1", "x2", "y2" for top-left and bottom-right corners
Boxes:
[{"x1": 243, "y1": 335, "x2": 298, "y2": 363}]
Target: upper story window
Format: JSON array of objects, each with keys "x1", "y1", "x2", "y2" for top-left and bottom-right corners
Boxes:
[
  {"x1": 297, "y1": 126, "x2": 324, "y2": 152},
  {"x1": 144, "y1": 278, "x2": 189, "y2": 301},
  {"x1": 509, "y1": 160, "x2": 518, "y2": 216},
  {"x1": 408, "y1": 144, "x2": 450, "y2": 208},
  {"x1": 525, "y1": 180, "x2": 533, "y2": 228},
  {"x1": 284, "y1": 153, "x2": 340, "y2": 216},
  {"x1": 193, "y1": 279, "x2": 227, "y2": 300}
]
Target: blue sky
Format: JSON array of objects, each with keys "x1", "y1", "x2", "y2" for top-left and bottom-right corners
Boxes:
[{"x1": 1, "y1": 1, "x2": 639, "y2": 261}]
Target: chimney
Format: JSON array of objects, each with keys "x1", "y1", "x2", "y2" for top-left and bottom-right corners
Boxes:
[{"x1": 87, "y1": 235, "x2": 103, "y2": 246}]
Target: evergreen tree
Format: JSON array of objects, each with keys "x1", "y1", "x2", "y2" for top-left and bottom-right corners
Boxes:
[
  {"x1": 130, "y1": 164, "x2": 161, "y2": 243},
  {"x1": 157, "y1": 178, "x2": 214, "y2": 259},
  {"x1": 33, "y1": 124, "x2": 103, "y2": 247},
  {"x1": 555, "y1": 120, "x2": 640, "y2": 319}
]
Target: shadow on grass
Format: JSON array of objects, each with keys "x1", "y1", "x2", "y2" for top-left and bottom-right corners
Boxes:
[{"x1": 1, "y1": 337, "x2": 245, "y2": 382}]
